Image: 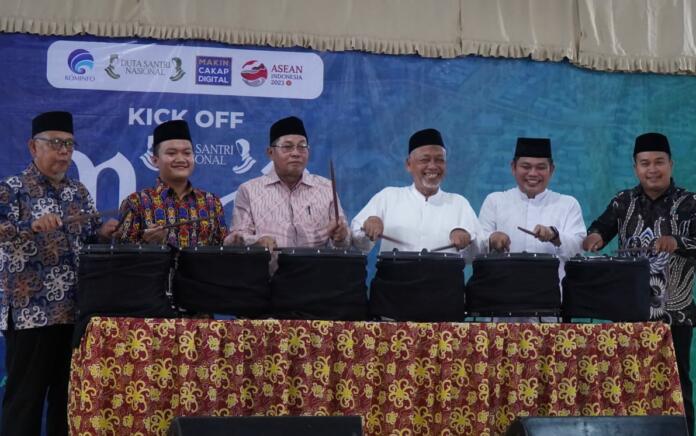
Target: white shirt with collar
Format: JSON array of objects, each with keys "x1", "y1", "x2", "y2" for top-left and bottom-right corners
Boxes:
[
  {"x1": 351, "y1": 184, "x2": 482, "y2": 259},
  {"x1": 478, "y1": 187, "x2": 586, "y2": 264}
]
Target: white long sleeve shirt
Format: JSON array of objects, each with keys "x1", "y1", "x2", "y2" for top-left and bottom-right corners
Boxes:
[
  {"x1": 478, "y1": 187, "x2": 586, "y2": 279},
  {"x1": 351, "y1": 185, "x2": 482, "y2": 259}
]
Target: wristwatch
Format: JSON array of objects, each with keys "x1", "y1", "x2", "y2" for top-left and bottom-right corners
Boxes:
[{"x1": 549, "y1": 226, "x2": 560, "y2": 242}]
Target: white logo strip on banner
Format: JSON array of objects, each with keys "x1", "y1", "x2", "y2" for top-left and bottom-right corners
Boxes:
[{"x1": 46, "y1": 41, "x2": 324, "y2": 99}]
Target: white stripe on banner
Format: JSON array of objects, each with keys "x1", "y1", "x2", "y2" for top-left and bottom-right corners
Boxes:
[{"x1": 46, "y1": 41, "x2": 323, "y2": 99}]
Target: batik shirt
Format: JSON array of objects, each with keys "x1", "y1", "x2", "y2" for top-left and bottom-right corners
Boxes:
[
  {"x1": 118, "y1": 178, "x2": 227, "y2": 248},
  {"x1": 0, "y1": 163, "x2": 101, "y2": 330},
  {"x1": 588, "y1": 181, "x2": 696, "y2": 325}
]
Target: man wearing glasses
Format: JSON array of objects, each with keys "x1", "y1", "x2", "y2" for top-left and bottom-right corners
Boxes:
[
  {"x1": 227, "y1": 116, "x2": 349, "y2": 251},
  {"x1": 0, "y1": 111, "x2": 117, "y2": 435}
]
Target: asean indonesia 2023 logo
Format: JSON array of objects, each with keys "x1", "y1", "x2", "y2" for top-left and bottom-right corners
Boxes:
[
  {"x1": 67, "y1": 49, "x2": 94, "y2": 74},
  {"x1": 240, "y1": 60, "x2": 267, "y2": 87}
]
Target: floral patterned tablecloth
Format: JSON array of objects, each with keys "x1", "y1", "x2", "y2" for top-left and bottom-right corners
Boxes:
[{"x1": 69, "y1": 318, "x2": 684, "y2": 435}]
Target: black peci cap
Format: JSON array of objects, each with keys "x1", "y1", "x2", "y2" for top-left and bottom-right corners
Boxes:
[
  {"x1": 153, "y1": 120, "x2": 192, "y2": 146},
  {"x1": 408, "y1": 128, "x2": 445, "y2": 153},
  {"x1": 514, "y1": 137, "x2": 552, "y2": 158},
  {"x1": 634, "y1": 132, "x2": 671, "y2": 157},
  {"x1": 270, "y1": 116, "x2": 307, "y2": 145},
  {"x1": 32, "y1": 111, "x2": 73, "y2": 136}
]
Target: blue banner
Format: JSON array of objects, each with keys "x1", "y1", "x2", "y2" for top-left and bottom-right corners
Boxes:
[
  {"x1": 2, "y1": 33, "x2": 696, "y2": 423},
  {"x1": 2, "y1": 34, "x2": 696, "y2": 221}
]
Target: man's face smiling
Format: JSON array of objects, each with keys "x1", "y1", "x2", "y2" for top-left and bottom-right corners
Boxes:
[
  {"x1": 152, "y1": 139, "x2": 195, "y2": 184},
  {"x1": 634, "y1": 151, "x2": 673, "y2": 198},
  {"x1": 406, "y1": 145, "x2": 446, "y2": 197},
  {"x1": 512, "y1": 156, "x2": 554, "y2": 198}
]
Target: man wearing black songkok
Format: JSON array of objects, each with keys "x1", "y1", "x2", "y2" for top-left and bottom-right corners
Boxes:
[
  {"x1": 228, "y1": 116, "x2": 350, "y2": 252},
  {"x1": 584, "y1": 132, "x2": 696, "y2": 434},
  {"x1": 479, "y1": 137, "x2": 586, "y2": 267},
  {"x1": 351, "y1": 128, "x2": 481, "y2": 254},
  {"x1": 118, "y1": 119, "x2": 227, "y2": 247},
  {"x1": 0, "y1": 111, "x2": 118, "y2": 435}
]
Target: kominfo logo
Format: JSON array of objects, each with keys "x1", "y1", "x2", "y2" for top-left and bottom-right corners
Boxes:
[{"x1": 67, "y1": 49, "x2": 94, "y2": 74}]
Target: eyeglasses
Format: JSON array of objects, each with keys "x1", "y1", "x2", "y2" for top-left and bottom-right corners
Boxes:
[
  {"x1": 33, "y1": 137, "x2": 78, "y2": 151},
  {"x1": 271, "y1": 143, "x2": 309, "y2": 153}
]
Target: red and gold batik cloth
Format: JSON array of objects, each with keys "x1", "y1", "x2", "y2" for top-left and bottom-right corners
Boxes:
[{"x1": 69, "y1": 318, "x2": 684, "y2": 435}]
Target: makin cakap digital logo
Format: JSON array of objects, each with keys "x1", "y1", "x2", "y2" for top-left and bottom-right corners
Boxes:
[
  {"x1": 196, "y1": 56, "x2": 232, "y2": 86},
  {"x1": 65, "y1": 49, "x2": 96, "y2": 82}
]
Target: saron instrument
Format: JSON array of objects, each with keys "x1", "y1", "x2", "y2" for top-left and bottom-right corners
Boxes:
[
  {"x1": 173, "y1": 245, "x2": 272, "y2": 317},
  {"x1": 271, "y1": 248, "x2": 368, "y2": 320},
  {"x1": 562, "y1": 254, "x2": 651, "y2": 321},
  {"x1": 370, "y1": 250, "x2": 466, "y2": 321},
  {"x1": 466, "y1": 252, "x2": 561, "y2": 317}
]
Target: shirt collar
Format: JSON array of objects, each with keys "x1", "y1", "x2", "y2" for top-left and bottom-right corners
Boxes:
[
  {"x1": 515, "y1": 186, "x2": 548, "y2": 202},
  {"x1": 409, "y1": 184, "x2": 443, "y2": 202},
  {"x1": 634, "y1": 178, "x2": 676, "y2": 201},
  {"x1": 155, "y1": 177, "x2": 193, "y2": 198},
  {"x1": 264, "y1": 167, "x2": 315, "y2": 188},
  {"x1": 24, "y1": 162, "x2": 70, "y2": 189}
]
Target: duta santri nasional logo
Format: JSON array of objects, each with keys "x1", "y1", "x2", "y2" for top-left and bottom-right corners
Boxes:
[
  {"x1": 240, "y1": 60, "x2": 268, "y2": 87},
  {"x1": 67, "y1": 49, "x2": 94, "y2": 75}
]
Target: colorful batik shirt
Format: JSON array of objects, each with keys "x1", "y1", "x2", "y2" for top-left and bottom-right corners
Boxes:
[
  {"x1": 588, "y1": 181, "x2": 696, "y2": 325},
  {"x1": 0, "y1": 163, "x2": 101, "y2": 330},
  {"x1": 118, "y1": 178, "x2": 227, "y2": 248}
]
